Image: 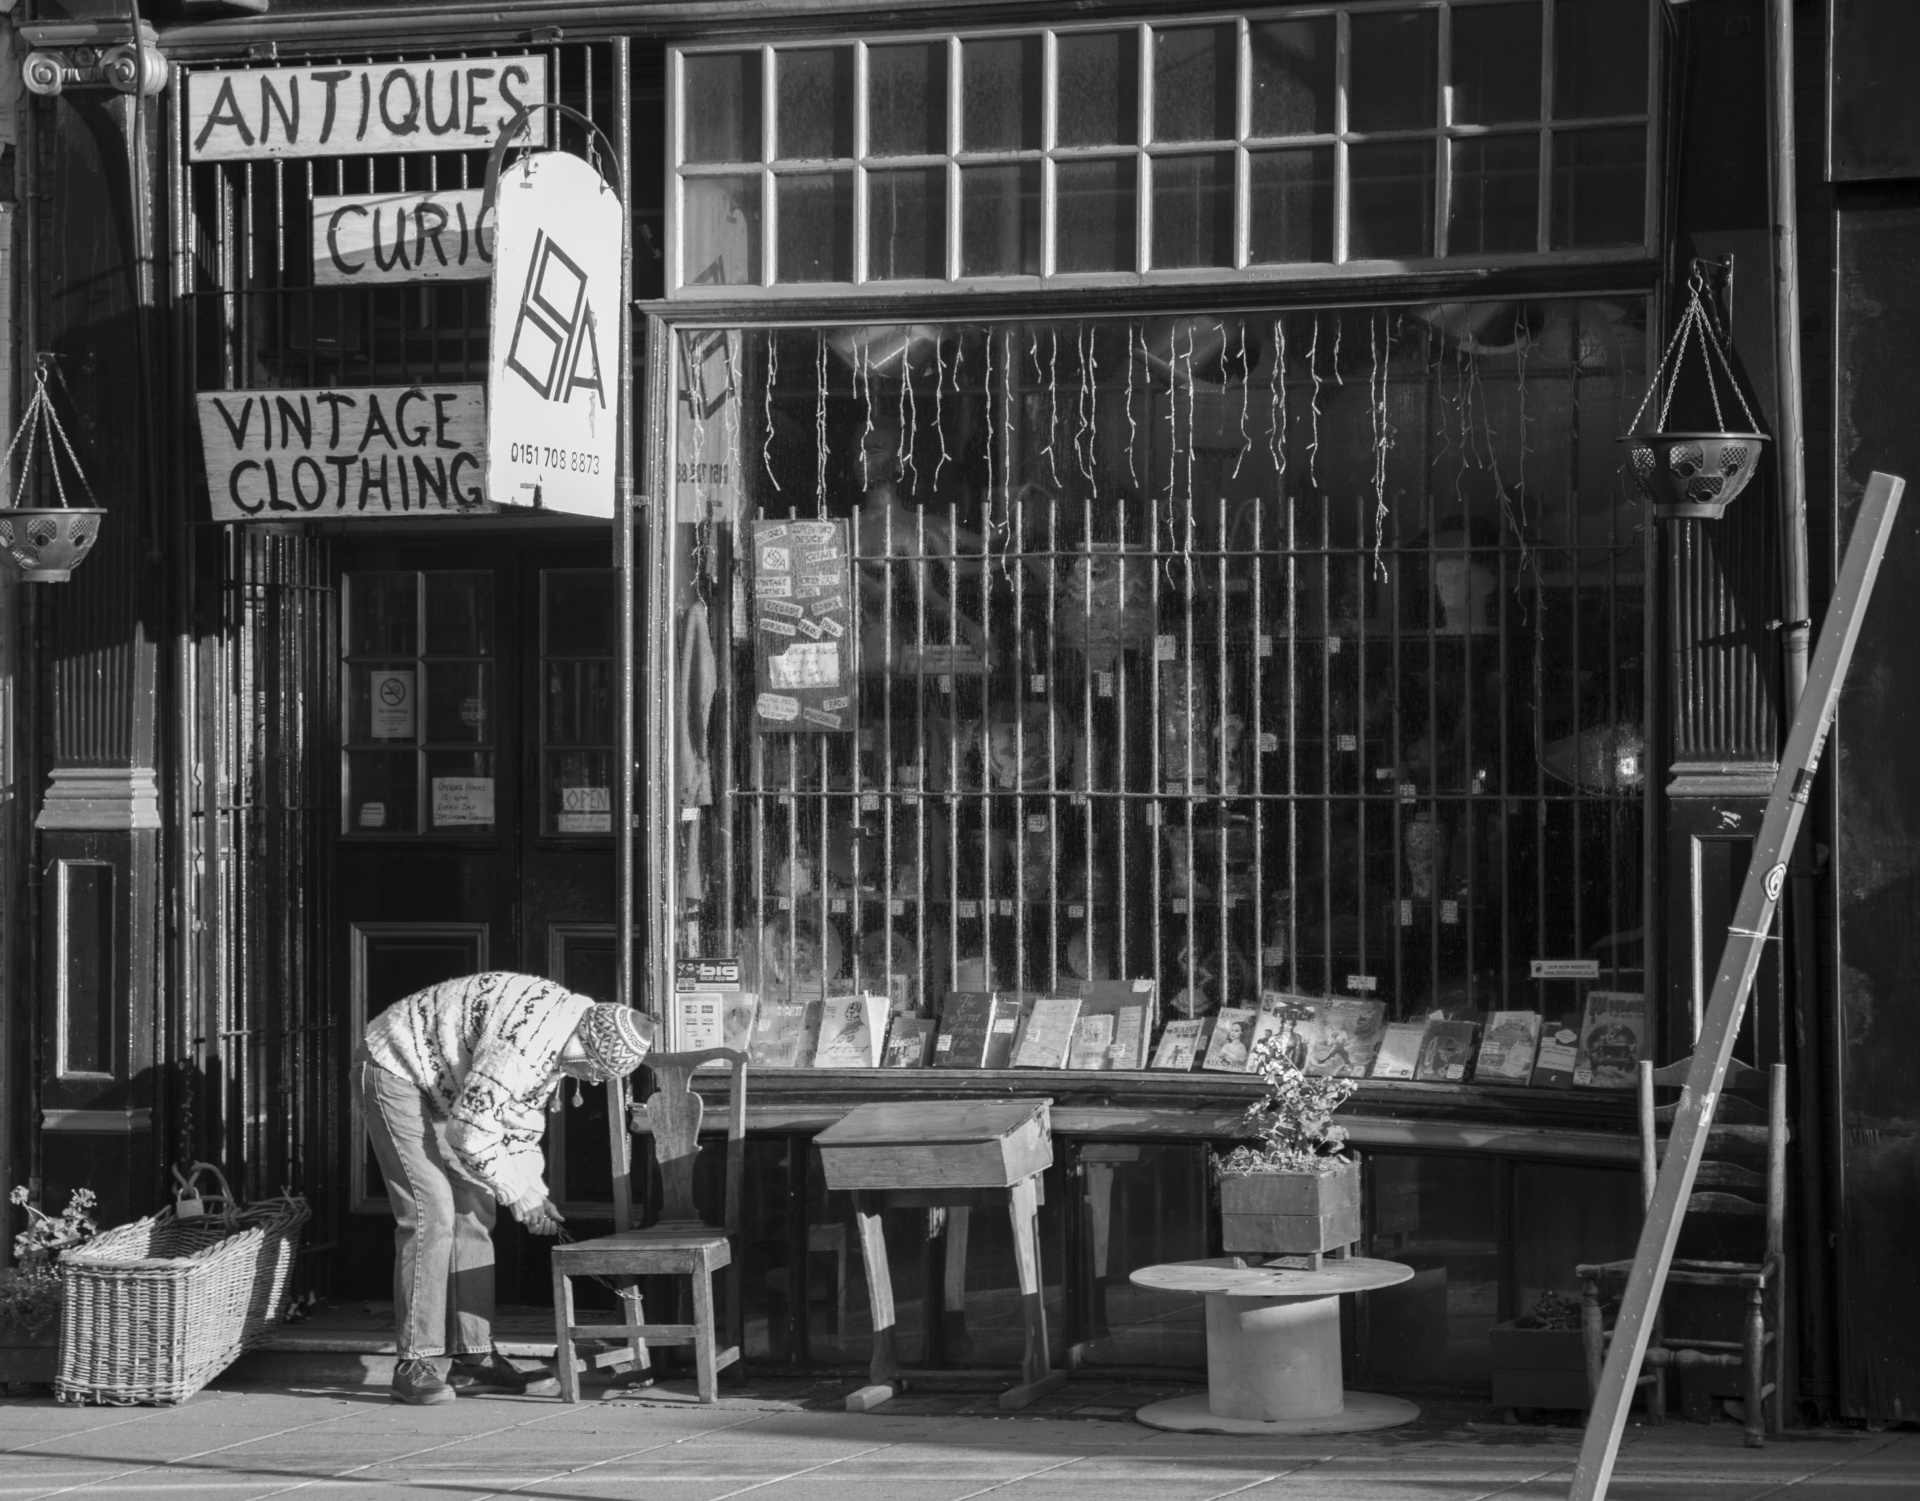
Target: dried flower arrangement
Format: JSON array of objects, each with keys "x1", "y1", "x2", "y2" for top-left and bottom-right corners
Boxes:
[
  {"x1": 1212, "y1": 1031, "x2": 1358, "y2": 1178},
  {"x1": 1, "y1": 1185, "x2": 97, "y2": 1331}
]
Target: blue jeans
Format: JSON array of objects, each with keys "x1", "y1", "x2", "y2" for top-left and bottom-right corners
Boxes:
[{"x1": 353, "y1": 1060, "x2": 497, "y2": 1362}]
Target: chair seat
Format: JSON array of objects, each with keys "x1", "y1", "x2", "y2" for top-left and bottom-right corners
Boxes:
[
  {"x1": 561, "y1": 1226, "x2": 731, "y2": 1251},
  {"x1": 553, "y1": 1226, "x2": 733, "y2": 1277},
  {"x1": 1578, "y1": 1255, "x2": 1773, "y2": 1289}
]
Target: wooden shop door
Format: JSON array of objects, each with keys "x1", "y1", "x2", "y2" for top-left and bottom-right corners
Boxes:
[{"x1": 330, "y1": 529, "x2": 629, "y2": 1305}]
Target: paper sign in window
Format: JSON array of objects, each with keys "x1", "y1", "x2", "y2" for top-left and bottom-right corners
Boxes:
[
  {"x1": 370, "y1": 670, "x2": 416, "y2": 739},
  {"x1": 432, "y1": 776, "x2": 494, "y2": 825},
  {"x1": 767, "y1": 642, "x2": 840, "y2": 690}
]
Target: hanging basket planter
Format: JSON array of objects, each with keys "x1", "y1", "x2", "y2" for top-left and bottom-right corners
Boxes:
[
  {"x1": 1622, "y1": 272, "x2": 1769, "y2": 522},
  {"x1": 0, "y1": 359, "x2": 106, "y2": 583}
]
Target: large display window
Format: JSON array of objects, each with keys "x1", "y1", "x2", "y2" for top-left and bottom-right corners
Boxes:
[{"x1": 661, "y1": 297, "x2": 1650, "y2": 1083}]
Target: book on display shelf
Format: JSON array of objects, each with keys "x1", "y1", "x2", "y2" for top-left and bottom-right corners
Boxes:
[
  {"x1": 1474, "y1": 1011, "x2": 1543, "y2": 1083},
  {"x1": 1298, "y1": 998, "x2": 1387, "y2": 1078},
  {"x1": 1530, "y1": 1018, "x2": 1582, "y2": 1088},
  {"x1": 880, "y1": 1015, "x2": 936, "y2": 1068},
  {"x1": 813, "y1": 994, "x2": 886, "y2": 1069},
  {"x1": 931, "y1": 992, "x2": 998, "y2": 1069},
  {"x1": 1065, "y1": 1011, "x2": 1116, "y2": 1071},
  {"x1": 1369, "y1": 1021, "x2": 1429, "y2": 1079},
  {"x1": 1151, "y1": 1017, "x2": 1208, "y2": 1071},
  {"x1": 674, "y1": 993, "x2": 725, "y2": 1052},
  {"x1": 1012, "y1": 996, "x2": 1083, "y2": 1069},
  {"x1": 1107, "y1": 1004, "x2": 1150, "y2": 1069},
  {"x1": 1076, "y1": 980, "x2": 1158, "y2": 1068},
  {"x1": 1572, "y1": 991, "x2": 1647, "y2": 1089},
  {"x1": 983, "y1": 995, "x2": 1032, "y2": 1070},
  {"x1": 1251, "y1": 991, "x2": 1316, "y2": 1068},
  {"x1": 749, "y1": 1000, "x2": 821, "y2": 1068},
  {"x1": 1413, "y1": 1019, "x2": 1480, "y2": 1082},
  {"x1": 1200, "y1": 1007, "x2": 1259, "y2": 1072}
]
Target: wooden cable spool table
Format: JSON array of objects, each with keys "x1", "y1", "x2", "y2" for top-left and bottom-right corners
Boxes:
[
  {"x1": 815, "y1": 1097, "x2": 1068, "y2": 1413},
  {"x1": 1129, "y1": 1256, "x2": 1421, "y2": 1434}
]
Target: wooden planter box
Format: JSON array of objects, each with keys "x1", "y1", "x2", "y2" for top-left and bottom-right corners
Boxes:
[
  {"x1": 1489, "y1": 1318, "x2": 1589, "y2": 1411},
  {"x1": 0, "y1": 1317, "x2": 59, "y2": 1387},
  {"x1": 1218, "y1": 1153, "x2": 1361, "y2": 1256}
]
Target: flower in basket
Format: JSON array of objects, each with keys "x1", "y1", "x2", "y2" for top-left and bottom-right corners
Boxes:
[
  {"x1": 1513, "y1": 1290, "x2": 1583, "y2": 1332},
  {"x1": 1, "y1": 1186, "x2": 97, "y2": 1332},
  {"x1": 1212, "y1": 1032, "x2": 1358, "y2": 1179}
]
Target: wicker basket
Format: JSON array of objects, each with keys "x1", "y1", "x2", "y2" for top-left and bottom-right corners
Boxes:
[{"x1": 55, "y1": 1165, "x2": 308, "y2": 1406}]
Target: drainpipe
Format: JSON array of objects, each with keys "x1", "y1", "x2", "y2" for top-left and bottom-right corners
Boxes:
[{"x1": 1765, "y1": 0, "x2": 1830, "y2": 1423}]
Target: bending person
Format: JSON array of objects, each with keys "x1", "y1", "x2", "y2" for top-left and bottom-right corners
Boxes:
[{"x1": 354, "y1": 971, "x2": 655, "y2": 1405}]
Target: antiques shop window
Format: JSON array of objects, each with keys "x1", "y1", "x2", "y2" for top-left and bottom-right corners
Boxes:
[
  {"x1": 666, "y1": 302, "x2": 1651, "y2": 1072},
  {"x1": 669, "y1": 0, "x2": 1656, "y2": 294}
]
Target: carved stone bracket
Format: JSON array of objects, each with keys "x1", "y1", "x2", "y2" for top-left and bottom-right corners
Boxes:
[{"x1": 20, "y1": 20, "x2": 168, "y2": 98}]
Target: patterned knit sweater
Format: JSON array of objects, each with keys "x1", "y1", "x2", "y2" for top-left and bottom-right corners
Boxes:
[{"x1": 363, "y1": 972, "x2": 593, "y2": 1204}]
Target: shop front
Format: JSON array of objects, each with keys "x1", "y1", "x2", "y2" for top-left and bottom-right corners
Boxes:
[{"x1": 15, "y1": 0, "x2": 1687, "y2": 1401}]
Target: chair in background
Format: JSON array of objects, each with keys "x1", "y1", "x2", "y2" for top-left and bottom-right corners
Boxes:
[
  {"x1": 549, "y1": 1047, "x2": 746, "y2": 1403},
  {"x1": 1577, "y1": 1056, "x2": 1787, "y2": 1447}
]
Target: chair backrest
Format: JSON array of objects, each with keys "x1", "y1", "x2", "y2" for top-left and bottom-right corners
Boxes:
[
  {"x1": 632, "y1": 1048, "x2": 747, "y2": 1231},
  {"x1": 1637, "y1": 1055, "x2": 1787, "y2": 1266}
]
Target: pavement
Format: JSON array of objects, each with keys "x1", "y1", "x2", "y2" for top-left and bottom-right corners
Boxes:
[{"x1": 1, "y1": 1371, "x2": 1915, "y2": 1501}]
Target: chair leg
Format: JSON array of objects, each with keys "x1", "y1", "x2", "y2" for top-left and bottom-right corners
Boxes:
[
  {"x1": 619, "y1": 1280, "x2": 652, "y2": 1380},
  {"x1": 1649, "y1": 1304, "x2": 1666, "y2": 1425},
  {"x1": 1744, "y1": 1286, "x2": 1766, "y2": 1448},
  {"x1": 1770, "y1": 1274, "x2": 1788, "y2": 1436},
  {"x1": 690, "y1": 1269, "x2": 718, "y2": 1404},
  {"x1": 552, "y1": 1263, "x2": 580, "y2": 1405},
  {"x1": 1581, "y1": 1277, "x2": 1605, "y2": 1405}
]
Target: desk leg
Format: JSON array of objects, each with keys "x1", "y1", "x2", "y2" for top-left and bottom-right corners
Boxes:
[
  {"x1": 847, "y1": 1191, "x2": 902, "y2": 1412},
  {"x1": 940, "y1": 1206, "x2": 972, "y2": 1363},
  {"x1": 1086, "y1": 1161, "x2": 1116, "y2": 1340},
  {"x1": 1000, "y1": 1175, "x2": 1069, "y2": 1410}
]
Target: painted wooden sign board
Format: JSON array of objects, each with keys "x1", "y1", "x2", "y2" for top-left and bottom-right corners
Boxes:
[
  {"x1": 313, "y1": 188, "x2": 492, "y2": 285},
  {"x1": 186, "y1": 57, "x2": 548, "y2": 162},
  {"x1": 196, "y1": 384, "x2": 490, "y2": 521},
  {"x1": 751, "y1": 518, "x2": 854, "y2": 732},
  {"x1": 485, "y1": 151, "x2": 622, "y2": 518}
]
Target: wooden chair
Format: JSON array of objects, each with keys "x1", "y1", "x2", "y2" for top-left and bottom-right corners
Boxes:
[
  {"x1": 549, "y1": 1047, "x2": 746, "y2": 1403},
  {"x1": 1576, "y1": 1056, "x2": 1788, "y2": 1447}
]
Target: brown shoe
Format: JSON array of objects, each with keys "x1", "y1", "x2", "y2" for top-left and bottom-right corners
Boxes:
[
  {"x1": 392, "y1": 1357, "x2": 455, "y2": 1405},
  {"x1": 449, "y1": 1348, "x2": 535, "y2": 1394}
]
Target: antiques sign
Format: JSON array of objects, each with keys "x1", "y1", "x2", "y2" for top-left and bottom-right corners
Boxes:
[
  {"x1": 186, "y1": 57, "x2": 548, "y2": 161},
  {"x1": 313, "y1": 189, "x2": 492, "y2": 285},
  {"x1": 485, "y1": 150, "x2": 622, "y2": 517},
  {"x1": 196, "y1": 385, "x2": 488, "y2": 520},
  {"x1": 751, "y1": 518, "x2": 854, "y2": 732}
]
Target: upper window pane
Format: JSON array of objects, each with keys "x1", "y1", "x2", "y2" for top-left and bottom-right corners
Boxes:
[
  {"x1": 1348, "y1": 11, "x2": 1438, "y2": 133},
  {"x1": 1057, "y1": 30, "x2": 1139, "y2": 148},
  {"x1": 1451, "y1": 3, "x2": 1542, "y2": 125},
  {"x1": 869, "y1": 42, "x2": 947, "y2": 157},
  {"x1": 685, "y1": 52, "x2": 762, "y2": 164},
  {"x1": 776, "y1": 47, "x2": 854, "y2": 160},
  {"x1": 776, "y1": 171, "x2": 854, "y2": 280},
  {"x1": 1555, "y1": 0, "x2": 1649, "y2": 120},
  {"x1": 962, "y1": 36, "x2": 1041, "y2": 152},
  {"x1": 1152, "y1": 24, "x2": 1236, "y2": 143},
  {"x1": 424, "y1": 572, "x2": 493, "y2": 657},
  {"x1": 1250, "y1": 17, "x2": 1335, "y2": 137}
]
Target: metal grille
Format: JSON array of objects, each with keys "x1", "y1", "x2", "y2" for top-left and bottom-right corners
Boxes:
[
  {"x1": 172, "y1": 41, "x2": 627, "y2": 1265},
  {"x1": 669, "y1": 300, "x2": 1650, "y2": 1044}
]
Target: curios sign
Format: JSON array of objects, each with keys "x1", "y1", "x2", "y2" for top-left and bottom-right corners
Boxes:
[{"x1": 484, "y1": 150, "x2": 622, "y2": 518}]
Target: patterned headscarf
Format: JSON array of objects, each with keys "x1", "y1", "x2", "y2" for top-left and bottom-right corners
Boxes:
[{"x1": 575, "y1": 1004, "x2": 655, "y2": 1081}]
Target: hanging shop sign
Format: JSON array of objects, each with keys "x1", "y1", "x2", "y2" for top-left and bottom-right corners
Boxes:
[
  {"x1": 186, "y1": 57, "x2": 547, "y2": 162},
  {"x1": 751, "y1": 518, "x2": 854, "y2": 732},
  {"x1": 313, "y1": 189, "x2": 492, "y2": 285},
  {"x1": 196, "y1": 385, "x2": 488, "y2": 521},
  {"x1": 485, "y1": 150, "x2": 622, "y2": 517}
]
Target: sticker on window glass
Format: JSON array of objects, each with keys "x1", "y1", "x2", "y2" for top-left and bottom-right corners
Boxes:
[
  {"x1": 432, "y1": 777, "x2": 494, "y2": 825},
  {"x1": 559, "y1": 785, "x2": 611, "y2": 833},
  {"x1": 370, "y1": 669, "x2": 415, "y2": 740},
  {"x1": 359, "y1": 802, "x2": 387, "y2": 829}
]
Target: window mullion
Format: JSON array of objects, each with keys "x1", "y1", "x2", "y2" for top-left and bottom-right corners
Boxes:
[
  {"x1": 1435, "y1": 2, "x2": 1451, "y2": 259},
  {"x1": 761, "y1": 43, "x2": 777, "y2": 287},
  {"x1": 948, "y1": 33, "x2": 963, "y2": 281},
  {"x1": 1137, "y1": 20, "x2": 1153, "y2": 274},
  {"x1": 1041, "y1": 28, "x2": 1058, "y2": 278},
  {"x1": 669, "y1": 49, "x2": 685, "y2": 293},
  {"x1": 1334, "y1": 10, "x2": 1350, "y2": 263},
  {"x1": 1540, "y1": 0, "x2": 1555, "y2": 253},
  {"x1": 853, "y1": 40, "x2": 870, "y2": 285},
  {"x1": 1235, "y1": 15, "x2": 1251, "y2": 270}
]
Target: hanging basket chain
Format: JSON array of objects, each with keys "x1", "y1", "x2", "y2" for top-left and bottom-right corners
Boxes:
[
  {"x1": 0, "y1": 358, "x2": 100, "y2": 512},
  {"x1": 1626, "y1": 269, "x2": 1764, "y2": 438}
]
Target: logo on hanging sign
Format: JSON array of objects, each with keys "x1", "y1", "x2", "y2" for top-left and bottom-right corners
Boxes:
[{"x1": 485, "y1": 150, "x2": 622, "y2": 518}]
